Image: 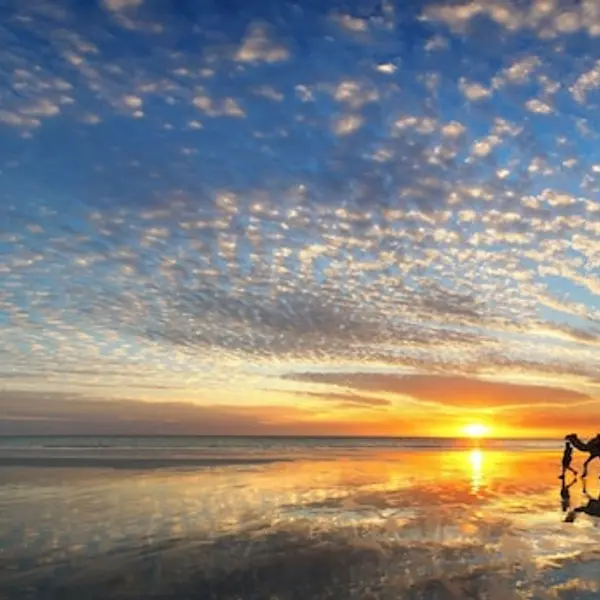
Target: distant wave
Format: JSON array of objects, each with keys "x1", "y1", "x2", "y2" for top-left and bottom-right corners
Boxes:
[{"x1": 0, "y1": 435, "x2": 562, "y2": 453}]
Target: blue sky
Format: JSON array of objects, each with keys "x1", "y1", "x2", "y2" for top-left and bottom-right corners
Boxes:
[{"x1": 2, "y1": 0, "x2": 600, "y2": 436}]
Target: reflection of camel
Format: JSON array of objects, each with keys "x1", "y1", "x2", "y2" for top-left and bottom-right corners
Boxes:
[
  {"x1": 565, "y1": 480, "x2": 600, "y2": 522},
  {"x1": 565, "y1": 434, "x2": 600, "y2": 477}
]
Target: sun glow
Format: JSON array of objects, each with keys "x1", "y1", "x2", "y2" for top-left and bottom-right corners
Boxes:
[{"x1": 462, "y1": 423, "x2": 490, "y2": 438}]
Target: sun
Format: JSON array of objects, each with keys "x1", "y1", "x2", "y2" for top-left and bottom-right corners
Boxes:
[{"x1": 462, "y1": 423, "x2": 491, "y2": 438}]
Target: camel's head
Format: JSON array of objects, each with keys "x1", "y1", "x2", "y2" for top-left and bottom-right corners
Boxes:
[{"x1": 565, "y1": 434, "x2": 577, "y2": 441}]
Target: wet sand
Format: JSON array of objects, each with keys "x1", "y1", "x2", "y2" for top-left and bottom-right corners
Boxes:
[
  {"x1": 0, "y1": 455, "x2": 289, "y2": 469},
  {"x1": 1, "y1": 448, "x2": 599, "y2": 599}
]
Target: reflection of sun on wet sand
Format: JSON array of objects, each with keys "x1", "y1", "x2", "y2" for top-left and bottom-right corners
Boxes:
[{"x1": 469, "y1": 449, "x2": 484, "y2": 494}]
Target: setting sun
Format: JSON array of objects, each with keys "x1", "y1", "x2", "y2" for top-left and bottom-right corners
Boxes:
[{"x1": 462, "y1": 423, "x2": 491, "y2": 438}]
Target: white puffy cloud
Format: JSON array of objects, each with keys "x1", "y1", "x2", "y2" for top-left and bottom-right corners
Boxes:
[
  {"x1": 459, "y1": 78, "x2": 492, "y2": 101},
  {"x1": 122, "y1": 95, "x2": 143, "y2": 109},
  {"x1": 235, "y1": 22, "x2": 290, "y2": 63},
  {"x1": 376, "y1": 63, "x2": 397, "y2": 74},
  {"x1": 525, "y1": 98, "x2": 553, "y2": 114},
  {"x1": 471, "y1": 135, "x2": 501, "y2": 157},
  {"x1": 333, "y1": 115, "x2": 364, "y2": 136},
  {"x1": 570, "y1": 61, "x2": 600, "y2": 103},
  {"x1": 441, "y1": 121, "x2": 466, "y2": 138},
  {"x1": 503, "y1": 56, "x2": 541, "y2": 84},
  {"x1": 333, "y1": 80, "x2": 379, "y2": 109},
  {"x1": 422, "y1": 0, "x2": 600, "y2": 38},
  {"x1": 334, "y1": 14, "x2": 369, "y2": 32}
]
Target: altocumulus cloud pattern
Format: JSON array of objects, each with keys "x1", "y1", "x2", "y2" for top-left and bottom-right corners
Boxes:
[{"x1": 1, "y1": 0, "x2": 600, "y2": 436}]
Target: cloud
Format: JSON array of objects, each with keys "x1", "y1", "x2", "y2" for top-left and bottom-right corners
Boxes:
[
  {"x1": 20, "y1": 100, "x2": 60, "y2": 117},
  {"x1": 0, "y1": 390, "x2": 303, "y2": 435},
  {"x1": 459, "y1": 79, "x2": 492, "y2": 101},
  {"x1": 0, "y1": 390, "x2": 407, "y2": 436},
  {"x1": 192, "y1": 95, "x2": 246, "y2": 118},
  {"x1": 291, "y1": 390, "x2": 392, "y2": 407},
  {"x1": 504, "y1": 403, "x2": 600, "y2": 435},
  {"x1": 102, "y1": 0, "x2": 143, "y2": 12},
  {"x1": 376, "y1": 63, "x2": 397, "y2": 75},
  {"x1": 441, "y1": 121, "x2": 466, "y2": 138},
  {"x1": 235, "y1": 21, "x2": 290, "y2": 63},
  {"x1": 333, "y1": 115, "x2": 364, "y2": 135},
  {"x1": 0, "y1": 110, "x2": 40, "y2": 129},
  {"x1": 500, "y1": 56, "x2": 541, "y2": 85},
  {"x1": 122, "y1": 95, "x2": 143, "y2": 109},
  {"x1": 333, "y1": 14, "x2": 370, "y2": 33},
  {"x1": 125, "y1": 277, "x2": 492, "y2": 366},
  {"x1": 471, "y1": 135, "x2": 501, "y2": 157},
  {"x1": 283, "y1": 372, "x2": 592, "y2": 410},
  {"x1": 422, "y1": 0, "x2": 600, "y2": 38},
  {"x1": 570, "y1": 60, "x2": 600, "y2": 103},
  {"x1": 528, "y1": 323, "x2": 600, "y2": 346},
  {"x1": 525, "y1": 99, "x2": 553, "y2": 114}
]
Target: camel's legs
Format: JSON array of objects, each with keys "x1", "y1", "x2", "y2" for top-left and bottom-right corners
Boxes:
[{"x1": 582, "y1": 455, "x2": 595, "y2": 478}]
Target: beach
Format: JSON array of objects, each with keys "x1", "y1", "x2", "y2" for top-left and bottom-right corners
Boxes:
[
  {"x1": 3, "y1": 0, "x2": 600, "y2": 597},
  {"x1": 1, "y1": 437, "x2": 599, "y2": 599}
]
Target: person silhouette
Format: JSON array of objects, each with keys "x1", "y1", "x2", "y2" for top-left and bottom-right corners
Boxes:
[{"x1": 559, "y1": 440, "x2": 577, "y2": 479}]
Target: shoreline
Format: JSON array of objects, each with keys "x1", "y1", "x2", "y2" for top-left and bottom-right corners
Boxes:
[{"x1": 0, "y1": 456, "x2": 291, "y2": 469}]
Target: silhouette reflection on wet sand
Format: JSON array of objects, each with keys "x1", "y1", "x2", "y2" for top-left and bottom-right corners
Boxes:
[
  {"x1": 564, "y1": 479, "x2": 600, "y2": 523},
  {"x1": 560, "y1": 476, "x2": 577, "y2": 513}
]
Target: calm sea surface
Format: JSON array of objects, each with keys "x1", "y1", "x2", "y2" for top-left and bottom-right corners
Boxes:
[
  {"x1": 1, "y1": 436, "x2": 598, "y2": 600},
  {"x1": 0, "y1": 435, "x2": 561, "y2": 449}
]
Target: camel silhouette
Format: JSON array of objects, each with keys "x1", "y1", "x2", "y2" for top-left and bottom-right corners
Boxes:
[{"x1": 565, "y1": 433, "x2": 600, "y2": 477}]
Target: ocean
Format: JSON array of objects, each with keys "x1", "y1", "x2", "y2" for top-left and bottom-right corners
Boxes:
[{"x1": 1, "y1": 436, "x2": 598, "y2": 600}]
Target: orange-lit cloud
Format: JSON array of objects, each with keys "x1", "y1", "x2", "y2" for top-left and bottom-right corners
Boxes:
[
  {"x1": 0, "y1": 390, "x2": 414, "y2": 436},
  {"x1": 291, "y1": 390, "x2": 392, "y2": 408},
  {"x1": 501, "y1": 406, "x2": 600, "y2": 438},
  {"x1": 284, "y1": 372, "x2": 594, "y2": 410},
  {"x1": 4, "y1": 385, "x2": 598, "y2": 438}
]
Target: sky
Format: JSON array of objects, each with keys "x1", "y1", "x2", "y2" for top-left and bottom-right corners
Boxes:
[{"x1": 1, "y1": 0, "x2": 600, "y2": 438}]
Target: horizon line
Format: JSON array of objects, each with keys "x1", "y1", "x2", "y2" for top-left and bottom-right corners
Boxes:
[{"x1": 0, "y1": 433, "x2": 565, "y2": 440}]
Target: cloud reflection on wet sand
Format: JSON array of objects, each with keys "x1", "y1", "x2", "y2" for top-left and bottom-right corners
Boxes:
[{"x1": 1, "y1": 449, "x2": 600, "y2": 599}]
